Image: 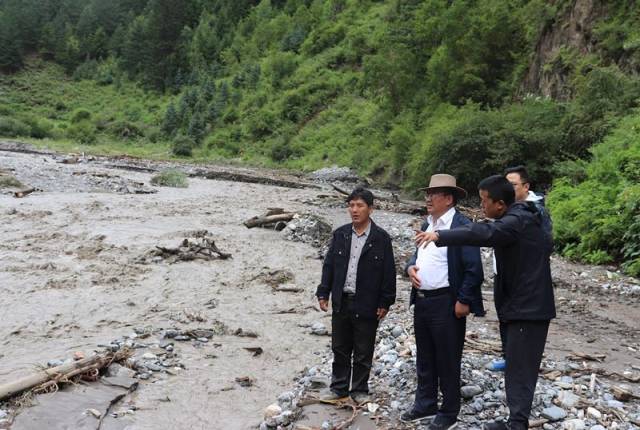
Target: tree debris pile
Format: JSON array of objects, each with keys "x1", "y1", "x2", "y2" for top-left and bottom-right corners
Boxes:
[
  {"x1": 143, "y1": 230, "x2": 232, "y2": 263},
  {"x1": 281, "y1": 214, "x2": 332, "y2": 248}
]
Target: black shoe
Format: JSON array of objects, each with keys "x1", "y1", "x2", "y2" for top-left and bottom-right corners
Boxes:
[
  {"x1": 482, "y1": 422, "x2": 507, "y2": 430},
  {"x1": 400, "y1": 409, "x2": 436, "y2": 423},
  {"x1": 426, "y1": 417, "x2": 458, "y2": 430}
]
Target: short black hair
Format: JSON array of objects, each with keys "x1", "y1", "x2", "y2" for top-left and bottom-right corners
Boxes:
[
  {"x1": 478, "y1": 175, "x2": 515, "y2": 206},
  {"x1": 346, "y1": 186, "x2": 374, "y2": 207},
  {"x1": 504, "y1": 165, "x2": 530, "y2": 184}
]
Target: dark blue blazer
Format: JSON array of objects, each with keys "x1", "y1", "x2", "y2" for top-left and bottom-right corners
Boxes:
[{"x1": 405, "y1": 210, "x2": 485, "y2": 316}]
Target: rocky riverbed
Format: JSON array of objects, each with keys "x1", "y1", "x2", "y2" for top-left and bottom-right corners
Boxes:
[{"x1": 0, "y1": 142, "x2": 639, "y2": 430}]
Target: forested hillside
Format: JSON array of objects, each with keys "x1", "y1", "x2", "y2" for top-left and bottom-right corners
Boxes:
[{"x1": 0, "y1": 0, "x2": 639, "y2": 274}]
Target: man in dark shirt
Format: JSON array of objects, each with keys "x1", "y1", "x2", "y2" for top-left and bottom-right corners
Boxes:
[
  {"x1": 416, "y1": 175, "x2": 555, "y2": 430},
  {"x1": 316, "y1": 187, "x2": 396, "y2": 404}
]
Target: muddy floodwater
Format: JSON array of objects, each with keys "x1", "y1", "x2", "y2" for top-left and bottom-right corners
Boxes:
[
  {"x1": 1, "y1": 146, "x2": 640, "y2": 430},
  {"x1": 0, "y1": 148, "x2": 413, "y2": 429}
]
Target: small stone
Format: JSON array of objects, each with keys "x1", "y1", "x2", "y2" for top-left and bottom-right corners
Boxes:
[
  {"x1": 142, "y1": 353, "x2": 157, "y2": 360},
  {"x1": 557, "y1": 390, "x2": 580, "y2": 408},
  {"x1": 275, "y1": 410, "x2": 294, "y2": 426},
  {"x1": 145, "y1": 363, "x2": 162, "y2": 372},
  {"x1": 542, "y1": 405, "x2": 567, "y2": 421},
  {"x1": 590, "y1": 425, "x2": 605, "y2": 430},
  {"x1": 263, "y1": 403, "x2": 281, "y2": 420},
  {"x1": 0, "y1": 410, "x2": 7, "y2": 419},
  {"x1": 563, "y1": 419, "x2": 585, "y2": 430},
  {"x1": 586, "y1": 407, "x2": 601, "y2": 420},
  {"x1": 543, "y1": 424, "x2": 554, "y2": 430},
  {"x1": 174, "y1": 335, "x2": 190, "y2": 341},
  {"x1": 391, "y1": 326, "x2": 404, "y2": 338},
  {"x1": 73, "y1": 351, "x2": 85, "y2": 361},
  {"x1": 197, "y1": 337, "x2": 209, "y2": 343},
  {"x1": 606, "y1": 399, "x2": 624, "y2": 409},
  {"x1": 311, "y1": 322, "x2": 328, "y2": 335},
  {"x1": 165, "y1": 329, "x2": 179, "y2": 338},
  {"x1": 47, "y1": 359, "x2": 64, "y2": 368},
  {"x1": 461, "y1": 385, "x2": 483, "y2": 399},
  {"x1": 309, "y1": 376, "x2": 329, "y2": 389}
]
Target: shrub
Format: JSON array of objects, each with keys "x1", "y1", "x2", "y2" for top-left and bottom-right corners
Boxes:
[
  {"x1": 68, "y1": 121, "x2": 97, "y2": 144},
  {"x1": 107, "y1": 120, "x2": 144, "y2": 139},
  {"x1": 171, "y1": 135, "x2": 195, "y2": 157},
  {"x1": 548, "y1": 112, "x2": 640, "y2": 275},
  {"x1": 71, "y1": 109, "x2": 92, "y2": 123},
  {"x1": 0, "y1": 116, "x2": 30, "y2": 137},
  {"x1": 150, "y1": 169, "x2": 189, "y2": 188}
]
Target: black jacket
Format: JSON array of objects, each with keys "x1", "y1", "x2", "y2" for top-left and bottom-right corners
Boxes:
[
  {"x1": 316, "y1": 220, "x2": 396, "y2": 319},
  {"x1": 436, "y1": 202, "x2": 556, "y2": 321},
  {"x1": 405, "y1": 210, "x2": 485, "y2": 316}
]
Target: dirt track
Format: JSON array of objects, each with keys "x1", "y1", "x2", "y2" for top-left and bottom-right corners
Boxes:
[{"x1": 1, "y1": 145, "x2": 639, "y2": 429}]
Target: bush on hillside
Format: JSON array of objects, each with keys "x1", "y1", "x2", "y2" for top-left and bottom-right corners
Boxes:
[
  {"x1": 71, "y1": 108, "x2": 92, "y2": 123},
  {"x1": 408, "y1": 99, "x2": 565, "y2": 192},
  {"x1": 171, "y1": 135, "x2": 195, "y2": 157},
  {"x1": 548, "y1": 112, "x2": 640, "y2": 275},
  {"x1": 0, "y1": 116, "x2": 31, "y2": 137}
]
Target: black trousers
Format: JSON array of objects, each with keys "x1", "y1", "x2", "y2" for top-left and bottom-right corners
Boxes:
[
  {"x1": 504, "y1": 320, "x2": 550, "y2": 430},
  {"x1": 499, "y1": 320, "x2": 507, "y2": 359},
  {"x1": 413, "y1": 292, "x2": 466, "y2": 420},
  {"x1": 330, "y1": 297, "x2": 379, "y2": 396}
]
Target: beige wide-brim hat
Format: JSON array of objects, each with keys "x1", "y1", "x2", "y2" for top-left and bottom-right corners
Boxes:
[{"x1": 420, "y1": 173, "x2": 467, "y2": 199}]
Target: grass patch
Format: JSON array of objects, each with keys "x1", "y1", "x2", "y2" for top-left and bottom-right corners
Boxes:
[
  {"x1": 150, "y1": 169, "x2": 189, "y2": 188},
  {"x1": 0, "y1": 174, "x2": 25, "y2": 188}
]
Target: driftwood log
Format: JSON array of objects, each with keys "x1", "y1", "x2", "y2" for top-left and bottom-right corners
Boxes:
[
  {"x1": 0, "y1": 350, "x2": 129, "y2": 402},
  {"x1": 13, "y1": 187, "x2": 35, "y2": 198},
  {"x1": 244, "y1": 208, "x2": 296, "y2": 229}
]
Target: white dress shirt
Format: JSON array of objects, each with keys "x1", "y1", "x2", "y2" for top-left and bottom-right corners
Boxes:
[{"x1": 415, "y1": 207, "x2": 455, "y2": 290}]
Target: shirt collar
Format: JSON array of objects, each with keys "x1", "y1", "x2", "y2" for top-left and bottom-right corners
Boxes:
[
  {"x1": 427, "y1": 207, "x2": 456, "y2": 228},
  {"x1": 352, "y1": 221, "x2": 372, "y2": 238}
]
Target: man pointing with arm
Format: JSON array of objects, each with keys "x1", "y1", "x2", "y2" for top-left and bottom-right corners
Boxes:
[{"x1": 417, "y1": 175, "x2": 555, "y2": 430}]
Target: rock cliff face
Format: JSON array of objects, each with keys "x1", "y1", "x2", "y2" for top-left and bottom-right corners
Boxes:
[{"x1": 519, "y1": 0, "x2": 605, "y2": 100}]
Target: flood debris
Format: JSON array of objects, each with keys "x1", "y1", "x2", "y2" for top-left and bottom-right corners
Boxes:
[
  {"x1": 235, "y1": 376, "x2": 255, "y2": 387},
  {"x1": 145, "y1": 230, "x2": 232, "y2": 263},
  {"x1": 281, "y1": 213, "x2": 332, "y2": 248},
  {"x1": 244, "y1": 208, "x2": 295, "y2": 229},
  {"x1": 0, "y1": 349, "x2": 132, "y2": 403}
]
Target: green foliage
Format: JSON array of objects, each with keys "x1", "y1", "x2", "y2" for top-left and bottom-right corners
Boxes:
[
  {"x1": 150, "y1": 168, "x2": 189, "y2": 187},
  {"x1": 171, "y1": 135, "x2": 195, "y2": 157},
  {"x1": 0, "y1": 116, "x2": 30, "y2": 137},
  {"x1": 71, "y1": 108, "x2": 92, "y2": 123},
  {"x1": 407, "y1": 98, "x2": 565, "y2": 192},
  {"x1": 548, "y1": 112, "x2": 640, "y2": 275}
]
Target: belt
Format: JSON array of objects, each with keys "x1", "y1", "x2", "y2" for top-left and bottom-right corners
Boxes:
[
  {"x1": 342, "y1": 292, "x2": 356, "y2": 300},
  {"x1": 416, "y1": 287, "x2": 451, "y2": 299}
]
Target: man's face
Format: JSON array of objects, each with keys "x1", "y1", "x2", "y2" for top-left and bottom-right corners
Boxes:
[
  {"x1": 348, "y1": 197, "x2": 373, "y2": 225},
  {"x1": 425, "y1": 190, "x2": 453, "y2": 219},
  {"x1": 479, "y1": 189, "x2": 506, "y2": 219},
  {"x1": 506, "y1": 172, "x2": 529, "y2": 201}
]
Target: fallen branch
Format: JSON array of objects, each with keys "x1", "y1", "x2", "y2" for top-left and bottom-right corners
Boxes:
[
  {"x1": 0, "y1": 349, "x2": 130, "y2": 402},
  {"x1": 244, "y1": 212, "x2": 295, "y2": 229},
  {"x1": 151, "y1": 231, "x2": 232, "y2": 262}
]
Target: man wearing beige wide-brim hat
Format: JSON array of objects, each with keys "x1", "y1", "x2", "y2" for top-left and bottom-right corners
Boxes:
[{"x1": 400, "y1": 174, "x2": 484, "y2": 430}]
